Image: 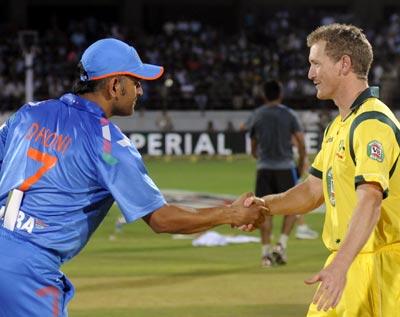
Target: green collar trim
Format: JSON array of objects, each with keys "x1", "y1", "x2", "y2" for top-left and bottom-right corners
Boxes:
[{"x1": 350, "y1": 86, "x2": 380, "y2": 111}]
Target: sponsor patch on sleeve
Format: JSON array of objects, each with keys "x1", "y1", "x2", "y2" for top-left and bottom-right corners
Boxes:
[{"x1": 367, "y1": 140, "x2": 384, "y2": 162}]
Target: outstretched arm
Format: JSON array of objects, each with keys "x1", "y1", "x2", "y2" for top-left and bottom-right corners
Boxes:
[
  {"x1": 262, "y1": 174, "x2": 324, "y2": 215},
  {"x1": 143, "y1": 193, "x2": 268, "y2": 234},
  {"x1": 305, "y1": 182, "x2": 382, "y2": 311}
]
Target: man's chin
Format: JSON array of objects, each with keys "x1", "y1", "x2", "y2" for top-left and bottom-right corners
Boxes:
[
  {"x1": 115, "y1": 109, "x2": 134, "y2": 117},
  {"x1": 316, "y1": 91, "x2": 329, "y2": 100}
]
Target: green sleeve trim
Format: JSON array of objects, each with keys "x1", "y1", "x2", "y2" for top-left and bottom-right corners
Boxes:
[
  {"x1": 389, "y1": 154, "x2": 399, "y2": 178},
  {"x1": 309, "y1": 167, "x2": 322, "y2": 179},
  {"x1": 355, "y1": 175, "x2": 388, "y2": 199}
]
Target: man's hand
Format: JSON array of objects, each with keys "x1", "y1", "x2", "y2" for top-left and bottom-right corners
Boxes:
[
  {"x1": 304, "y1": 262, "x2": 347, "y2": 311},
  {"x1": 303, "y1": 182, "x2": 382, "y2": 312},
  {"x1": 232, "y1": 194, "x2": 267, "y2": 231},
  {"x1": 243, "y1": 195, "x2": 265, "y2": 208},
  {"x1": 229, "y1": 192, "x2": 268, "y2": 230}
]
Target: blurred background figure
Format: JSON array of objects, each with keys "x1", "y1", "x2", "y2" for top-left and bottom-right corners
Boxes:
[
  {"x1": 247, "y1": 79, "x2": 309, "y2": 267},
  {"x1": 296, "y1": 215, "x2": 318, "y2": 240},
  {"x1": 155, "y1": 110, "x2": 174, "y2": 132}
]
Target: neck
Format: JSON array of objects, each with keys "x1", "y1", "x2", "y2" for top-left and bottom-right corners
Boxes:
[
  {"x1": 79, "y1": 92, "x2": 112, "y2": 118},
  {"x1": 265, "y1": 99, "x2": 281, "y2": 107},
  {"x1": 333, "y1": 79, "x2": 368, "y2": 119}
]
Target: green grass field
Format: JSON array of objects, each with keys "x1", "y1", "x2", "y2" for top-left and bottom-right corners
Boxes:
[{"x1": 65, "y1": 156, "x2": 328, "y2": 317}]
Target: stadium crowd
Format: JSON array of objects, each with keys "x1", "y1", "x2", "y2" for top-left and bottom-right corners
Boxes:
[{"x1": 0, "y1": 9, "x2": 400, "y2": 112}]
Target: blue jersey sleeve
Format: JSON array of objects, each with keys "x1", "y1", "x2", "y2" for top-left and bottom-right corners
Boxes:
[
  {"x1": 0, "y1": 122, "x2": 8, "y2": 167},
  {"x1": 94, "y1": 120, "x2": 166, "y2": 223}
]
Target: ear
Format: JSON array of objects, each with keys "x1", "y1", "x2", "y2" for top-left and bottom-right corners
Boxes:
[
  {"x1": 106, "y1": 77, "x2": 120, "y2": 98},
  {"x1": 340, "y1": 55, "x2": 352, "y2": 75}
]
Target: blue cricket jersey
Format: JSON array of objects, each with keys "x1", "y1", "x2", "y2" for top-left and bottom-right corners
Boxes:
[{"x1": 0, "y1": 93, "x2": 166, "y2": 263}]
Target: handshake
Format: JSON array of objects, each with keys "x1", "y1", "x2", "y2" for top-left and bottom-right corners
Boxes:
[{"x1": 228, "y1": 192, "x2": 269, "y2": 232}]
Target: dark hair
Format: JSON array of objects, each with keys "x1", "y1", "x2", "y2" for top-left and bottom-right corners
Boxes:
[
  {"x1": 263, "y1": 80, "x2": 282, "y2": 101},
  {"x1": 71, "y1": 62, "x2": 107, "y2": 94},
  {"x1": 72, "y1": 80, "x2": 104, "y2": 94}
]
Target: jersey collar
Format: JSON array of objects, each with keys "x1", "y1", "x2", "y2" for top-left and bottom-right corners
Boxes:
[
  {"x1": 59, "y1": 93, "x2": 106, "y2": 117},
  {"x1": 350, "y1": 86, "x2": 380, "y2": 111}
]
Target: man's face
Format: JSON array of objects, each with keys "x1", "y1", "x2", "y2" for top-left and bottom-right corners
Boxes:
[
  {"x1": 308, "y1": 41, "x2": 342, "y2": 100},
  {"x1": 113, "y1": 76, "x2": 143, "y2": 116}
]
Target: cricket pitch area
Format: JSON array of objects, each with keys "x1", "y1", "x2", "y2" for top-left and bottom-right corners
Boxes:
[{"x1": 65, "y1": 156, "x2": 328, "y2": 317}]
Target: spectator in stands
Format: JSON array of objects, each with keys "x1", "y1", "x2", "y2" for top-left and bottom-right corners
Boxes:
[
  {"x1": 1, "y1": 11, "x2": 400, "y2": 112},
  {"x1": 206, "y1": 120, "x2": 215, "y2": 133},
  {"x1": 155, "y1": 110, "x2": 174, "y2": 131}
]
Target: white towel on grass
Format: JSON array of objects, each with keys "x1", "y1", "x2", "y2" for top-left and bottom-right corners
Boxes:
[{"x1": 192, "y1": 231, "x2": 260, "y2": 247}]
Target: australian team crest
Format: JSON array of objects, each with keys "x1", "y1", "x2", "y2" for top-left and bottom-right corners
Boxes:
[
  {"x1": 367, "y1": 140, "x2": 384, "y2": 162},
  {"x1": 335, "y1": 139, "x2": 345, "y2": 160}
]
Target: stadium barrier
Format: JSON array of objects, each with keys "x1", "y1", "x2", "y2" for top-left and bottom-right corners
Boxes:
[{"x1": 124, "y1": 131, "x2": 320, "y2": 156}]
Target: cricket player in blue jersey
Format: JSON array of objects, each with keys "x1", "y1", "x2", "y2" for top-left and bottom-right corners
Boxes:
[{"x1": 0, "y1": 38, "x2": 267, "y2": 317}]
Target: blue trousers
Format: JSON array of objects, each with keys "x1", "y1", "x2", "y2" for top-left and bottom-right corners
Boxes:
[{"x1": 0, "y1": 229, "x2": 74, "y2": 317}]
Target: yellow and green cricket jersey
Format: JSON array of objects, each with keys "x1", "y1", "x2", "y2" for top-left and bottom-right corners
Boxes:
[{"x1": 310, "y1": 87, "x2": 400, "y2": 252}]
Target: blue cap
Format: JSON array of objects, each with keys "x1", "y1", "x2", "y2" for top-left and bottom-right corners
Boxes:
[{"x1": 80, "y1": 38, "x2": 164, "y2": 81}]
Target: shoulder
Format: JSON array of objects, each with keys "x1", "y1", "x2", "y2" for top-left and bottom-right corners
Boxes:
[
  {"x1": 101, "y1": 119, "x2": 141, "y2": 162},
  {"x1": 25, "y1": 99, "x2": 63, "y2": 111},
  {"x1": 278, "y1": 104, "x2": 294, "y2": 114},
  {"x1": 348, "y1": 99, "x2": 400, "y2": 164},
  {"x1": 352, "y1": 99, "x2": 400, "y2": 132},
  {"x1": 279, "y1": 104, "x2": 300, "y2": 121},
  {"x1": 249, "y1": 106, "x2": 266, "y2": 123},
  {"x1": 4, "y1": 99, "x2": 62, "y2": 129},
  {"x1": 254, "y1": 105, "x2": 266, "y2": 114}
]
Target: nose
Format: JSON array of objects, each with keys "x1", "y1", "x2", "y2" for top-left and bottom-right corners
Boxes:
[{"x1": 308, "y1": 65, "x2": 315, "y2": 81}]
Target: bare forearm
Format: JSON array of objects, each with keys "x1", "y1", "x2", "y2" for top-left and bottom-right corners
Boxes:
[
  {"x1": 145, "y1": 205, "x2": 231, "y2": 234},
  {"x1": 263, "y1": 176, "x2": 323, "y2": 215},
  {"x1": 144, "y1": 193, "x2": 267, "y2": 234}
]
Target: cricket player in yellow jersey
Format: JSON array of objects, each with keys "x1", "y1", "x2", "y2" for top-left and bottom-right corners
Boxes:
[{"x1": 245, "y1": 24, "x2": 400, "y2": 316}]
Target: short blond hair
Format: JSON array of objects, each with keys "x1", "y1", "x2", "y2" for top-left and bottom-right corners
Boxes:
[{"x1": 307, "y1": 24, "x2": 373, "y2": 80}]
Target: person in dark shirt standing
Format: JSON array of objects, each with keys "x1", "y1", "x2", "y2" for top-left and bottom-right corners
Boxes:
[{"x1": 248, "y1": 79, "x2": 307, "y2": 267}]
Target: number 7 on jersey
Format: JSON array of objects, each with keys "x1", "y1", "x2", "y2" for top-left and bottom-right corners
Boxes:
[{"x1": 19, "y1": 147, "x2": 58, "y2": 191}]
